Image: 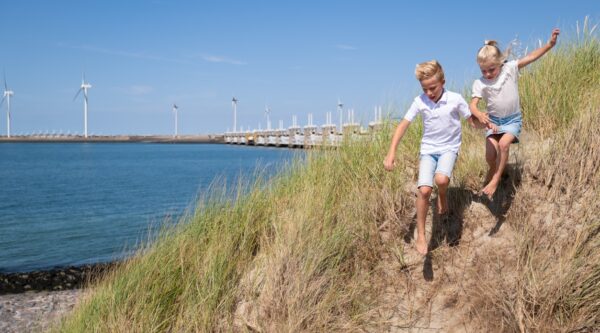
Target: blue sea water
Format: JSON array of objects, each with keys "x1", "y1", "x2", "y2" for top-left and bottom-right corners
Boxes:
[{"x1": 0, "y1": 143, "x2": 298, "y2": 273}]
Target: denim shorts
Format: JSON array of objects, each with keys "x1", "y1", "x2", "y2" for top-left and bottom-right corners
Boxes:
[
  {"x1": 417, "y1": 151, "x2": 458, "y2": 188},
  {"x1": 486, "y1": 112, "x2": 522, "y2": 143}
]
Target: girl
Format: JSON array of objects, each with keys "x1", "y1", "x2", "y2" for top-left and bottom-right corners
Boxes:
[{"x1": 470, "y1": 28, "x2": 560, "y2": 198}]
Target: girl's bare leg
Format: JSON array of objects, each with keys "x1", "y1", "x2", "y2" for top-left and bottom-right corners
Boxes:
[
  {"x1": 484, "y1": 136, "x2": 500, "y2": 184},
  {"x1": 483, "y1": 133, "x2": 515, "y2": 198},
  {"x1": 416, "y1": 186, "x2": 432, "y2": 255}
]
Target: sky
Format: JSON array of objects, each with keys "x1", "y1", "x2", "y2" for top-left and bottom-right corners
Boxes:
[{"x1": 0, "y1": 1, "x2": 597, "y2": 135}]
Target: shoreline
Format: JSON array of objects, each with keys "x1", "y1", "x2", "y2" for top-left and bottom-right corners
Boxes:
[
  {"x1": 0, "y1": 289, "x2": 81, "y2": 333},
  {"x1": 0, "y1": 263, "x2": 116, "y2": 332},
  {"x1": 0, "y1": 262, "x2": 116, "y2": 295},
  {"x1": 0, "y1": 134, "x2": 224, "y2": 144}
]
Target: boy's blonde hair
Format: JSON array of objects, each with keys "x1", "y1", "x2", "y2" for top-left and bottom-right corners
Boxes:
[
  {"x1": 477, "y1": 40, "x2": 507, "y2": 65},
  {"x1": 415, "y1": 60, "x2": 445, "y2": 82}
]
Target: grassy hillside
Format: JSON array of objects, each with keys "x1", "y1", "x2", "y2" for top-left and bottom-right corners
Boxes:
[{"x1": 56, "y1": 20, "x2": 599, "y2": 332}]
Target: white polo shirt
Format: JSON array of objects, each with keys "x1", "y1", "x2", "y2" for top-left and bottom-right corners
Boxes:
[{"x1": 404, "y1": 90, "x2": 471, "y2": 155}]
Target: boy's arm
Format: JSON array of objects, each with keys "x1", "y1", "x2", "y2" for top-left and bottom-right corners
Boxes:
[
  {"x1": 518, "y1": 28, "x2": 560, "y2": 69},
  {"x1": 467, "y1": 115, "x2": 481, "y2": 128},
  {"x1": 383, "y1": 119, "x2": 410, "y2": 171}
]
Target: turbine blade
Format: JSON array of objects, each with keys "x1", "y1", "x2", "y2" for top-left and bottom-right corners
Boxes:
[
  {"x1": 73, "y1": 88, "x2": 82, "y2": 101},
  {"x1": 3, "y1": 73, "x2": 7, "y2": 91},
  {"x1": 0, "y1": 96, "x2": 5, "y2": 107}
]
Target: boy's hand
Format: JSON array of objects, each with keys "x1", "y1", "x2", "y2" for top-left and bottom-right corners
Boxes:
[
  {"x1": 383, "y1": 153, "x2": 396, "y2": 171},
  {"x1": 549, "y1": 28, "x2": 560, "y2": 47},
  {"x1": 487, "y1": 122, "x2": 499, "y2": 133}
]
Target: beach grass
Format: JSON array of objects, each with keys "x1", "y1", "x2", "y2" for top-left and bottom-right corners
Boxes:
[{"x1": 56, "y1": 19, "x2": 599, "y2": 332}]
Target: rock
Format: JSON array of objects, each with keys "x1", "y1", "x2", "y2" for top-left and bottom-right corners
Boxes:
[{"x1": 0, "y1": 262, "x2": 116, "y2": 295}]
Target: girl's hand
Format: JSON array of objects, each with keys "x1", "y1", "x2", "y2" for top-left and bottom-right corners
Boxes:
[
  {"x1": 519, "y1": 28, "x2": 560, "y2": 68},
  {"x1": 487, "y1": 123, "x2": 499, "y2": 134},
  {"x1": 383, "y1": 153, "x2": 396, "y2": 171},
  {"x1": 549, "y1": 28, "x2": 560, "y2": 47},
  {"x1": 476, "y1": 112, "x2": 490, "y2": 125}
]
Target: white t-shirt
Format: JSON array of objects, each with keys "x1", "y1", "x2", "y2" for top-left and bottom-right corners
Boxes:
[
  {"x1": 404, "y1": 90, "x2": 471, "y2": 155},
  {"x1": 472, "y1": 60, "x2": 521, "y2": 118}
]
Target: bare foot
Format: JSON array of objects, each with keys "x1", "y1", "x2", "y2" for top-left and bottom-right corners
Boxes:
[
  {"x1": 482, "y1": 178, "x2": 499, "y2": 199},
  {"x1": 415, "y1": 237, "x2": 428, "y2": 255},
  {"x1": 436, "y1": 195, "x2": 448, "y2": 215}
]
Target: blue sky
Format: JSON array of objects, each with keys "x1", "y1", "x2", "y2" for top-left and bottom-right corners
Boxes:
[{"x1": 0, "y1": 1, "x2": 597, "y2": 135}]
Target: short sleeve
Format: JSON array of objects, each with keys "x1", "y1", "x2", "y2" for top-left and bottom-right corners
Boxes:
[
  {"x1": 403, "y1": 99, "x2": 420, "y2": 122},
  {"x1": 471, "y1": 80, "x2": 483, "y2": 98},
  {"x1": 507, "y1": 60, "x2": 519, "y2": 78},
  {"x1": 456, "y1": 95, "x2": 471, "y2": 119}
]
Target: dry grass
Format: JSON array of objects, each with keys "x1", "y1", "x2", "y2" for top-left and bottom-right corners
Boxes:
[
  {"x1": 55, "y1": 20, "x2": 599, "y2": 332},
  {"x1": 459, "y1": 20, "x2": 600, "y2": 332},
  {"x1": 56, "y1": 126, "x2": 423, "y2": 332},
  {"x1": 463, "y1": 102, "x2": 600, "y2": 332}
]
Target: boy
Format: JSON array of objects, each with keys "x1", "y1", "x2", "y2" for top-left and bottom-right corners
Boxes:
[{"x1": 383, "y1": 60, "x2": 492, "y2": 255}]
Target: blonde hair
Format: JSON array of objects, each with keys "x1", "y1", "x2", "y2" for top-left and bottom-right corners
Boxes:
[
  {"x1": 477, "y1": 40, "x2": 508, "y2": 65},
  {"x1": 415, "y1": 60, "x2": 445, "y2": 82}
]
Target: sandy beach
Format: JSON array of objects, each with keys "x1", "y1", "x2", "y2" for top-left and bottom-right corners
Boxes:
[
  {"x1": 0, "y1": 289, "x2": 80, "y2": 332},
  {"x1": 0, "y1": 263, "x2": 114, "y2": 332}
]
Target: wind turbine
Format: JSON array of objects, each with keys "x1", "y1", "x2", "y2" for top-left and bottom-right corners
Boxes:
[
  {"x1": 265, "y1": 104, "x2": 271, "y2": 130},
  {"x1": 337, "y1": 98, "x2": 344, "y2": 132},
  {"x1": 73, "y1": 74, "x2": 92, "y2": 138},
  {"x1": 231, "y1": 97, "x2": 238, "y2": 132},
  {"x1": 172, "y1": 104, "x2": 179, "y2": 138},
  {"x1": 1, "y1": 75, "x2": 14, "y2": 138}
]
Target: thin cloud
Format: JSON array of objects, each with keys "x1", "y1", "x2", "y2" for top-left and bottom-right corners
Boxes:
[
  {"x1": 335, "y1": 44, "x2": 357, "y2": 51},
  {"x1": 58, "y1": 43, "x2": 190, "y2": 64},
  {"x1": 201, "y1": 55, "x2": 246, "y2": 65},
  {"x1": 60, "y1": 43, "x2": 247, "y2": 66}
]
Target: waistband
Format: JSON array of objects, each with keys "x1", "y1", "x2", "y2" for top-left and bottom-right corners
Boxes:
[{"x1": 489, "y1": 112, "x2": 522, "y2": 121}]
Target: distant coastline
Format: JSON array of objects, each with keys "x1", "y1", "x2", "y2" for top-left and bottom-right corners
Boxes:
[{"x1": 0, "y1": 134, "x2": 224, "y2": 144}]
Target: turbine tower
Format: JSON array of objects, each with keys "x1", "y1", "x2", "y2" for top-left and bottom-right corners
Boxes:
[
  {"x1": 337, "y1": 98, "x2": 344, "y2": 132},
  {"x1": 73, "y1": 75, "x2": 92, "y2": 138},
  {"x1": 1, "y1": 75, "x2": 14, "y2": 138},
  {"x1": 172, "y1": 104, "x2": 179, "y2": 138},
  {"x1": 231, "y1": 97, "x2": 238, "y2": 132},
  {"x1": 265, "y1": 104, "x2": 271, "y2": 130}
]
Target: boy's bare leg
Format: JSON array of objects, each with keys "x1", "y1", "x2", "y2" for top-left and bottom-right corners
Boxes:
[
  {"x1": 416, "y1": 186, "x2": 432, "y2": 255},
  {"x1": 484, "y1": 136, "x2": 499, "y2": 184},
  {"x1": 482, "y1": 133, "x2": 515, "y2": 198},
  {"x1": 434, "y1": 174, "x2": 450, "y2": 215}
]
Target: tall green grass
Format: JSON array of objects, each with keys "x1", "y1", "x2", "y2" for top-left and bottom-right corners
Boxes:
[
  {"x1": 520, "y1": 17, "x2": 600, "y2": 137},
  {"x1": 463, "y1": 18, "x2": 600, "y2": 332},
  {"x1": 56, "y1": 124, "x2": 425, "y2": 331},
  {"x1": 56, "y1": 19, "x2": 599, "y2": 332}
]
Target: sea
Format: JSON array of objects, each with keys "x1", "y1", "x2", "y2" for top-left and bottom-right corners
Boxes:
[{"x1": 0, "y1": 143, "x2": 298, "y2": 273}]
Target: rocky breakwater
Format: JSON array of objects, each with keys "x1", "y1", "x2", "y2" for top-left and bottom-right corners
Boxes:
[{"x1": 0, "y1": 263, "x2": 115, "y2": 332}]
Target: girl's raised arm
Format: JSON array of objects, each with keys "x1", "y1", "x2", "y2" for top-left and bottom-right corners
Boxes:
[{"x1": 518, "y1": 28, "x2": 560, "y2": 69}]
